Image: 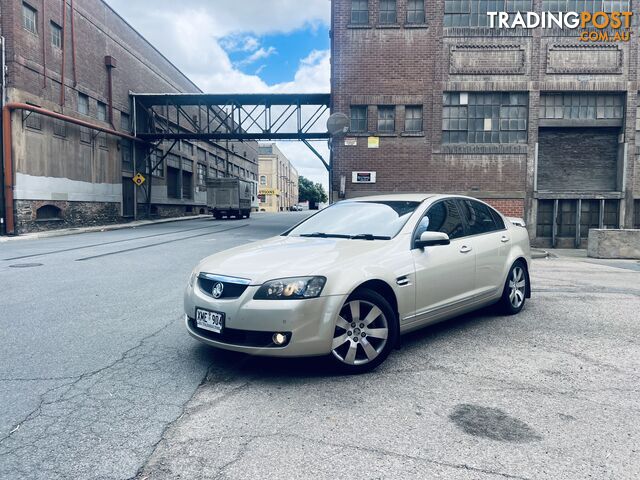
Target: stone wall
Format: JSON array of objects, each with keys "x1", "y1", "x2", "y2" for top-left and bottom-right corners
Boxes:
[{"x1": 15, "y1": 200, "x2": 121, "y2": 233}]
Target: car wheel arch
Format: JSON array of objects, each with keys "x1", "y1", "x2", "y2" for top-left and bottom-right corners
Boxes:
[
  {"x1": 512, "y1": 257, "x2": 532, "y2": 299},
  {"x1": 348, "y1": 279, "x2": 399, "y2": 321}
]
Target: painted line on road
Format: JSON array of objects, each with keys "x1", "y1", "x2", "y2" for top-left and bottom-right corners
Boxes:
[
  {"x1": 3, "y1": 221, "x2": 229, "y2": 261},
  {"x1": 75, "y1": 224, "x2": 249, "y2": 261}
]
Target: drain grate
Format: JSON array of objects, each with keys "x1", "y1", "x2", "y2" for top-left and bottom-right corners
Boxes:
[{"x1": 9, "y1": 263, "x2": 43, "y2": 268}]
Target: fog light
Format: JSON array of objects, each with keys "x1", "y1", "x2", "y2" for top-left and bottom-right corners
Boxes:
[{"x1": 272, "y1": 333, "x2": 287, "y2": 345}]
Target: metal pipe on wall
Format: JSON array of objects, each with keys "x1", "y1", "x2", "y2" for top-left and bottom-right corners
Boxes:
[
  {"x1": 70, "y1": 0, "x2": 77, "y2": 86},
  {"x1": 60, "y1": 0, "x2": 67, "y2": 107},
  {"x1": 2, "y1": 103, "x2": 145, "y2": 235},
  {"x1": 42, "y1": 0, "x2": 47, "y2": 88}
]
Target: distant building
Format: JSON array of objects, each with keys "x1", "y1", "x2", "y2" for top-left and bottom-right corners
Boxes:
[
  {"x1": 1, "y1": 0, "x2": 258, "y2": 234},
  {"x1": 258, "y1": 144, "x2": 299, "y2": 212},
  {"x1": 330, "y1": 0, "x2": 640, "y2": 247}
]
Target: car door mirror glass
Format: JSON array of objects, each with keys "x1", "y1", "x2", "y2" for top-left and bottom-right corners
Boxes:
[{"x1": 415, "y1": 231, "x2": 450, "y2": 249}]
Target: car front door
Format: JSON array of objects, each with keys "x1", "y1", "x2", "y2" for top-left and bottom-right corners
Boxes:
[
  {"x1": 411, "y1": 199, "x2": 476, "y2": 322},
  {"x1": 457, "y1": 199, "x2": 507, "y2": 298}
]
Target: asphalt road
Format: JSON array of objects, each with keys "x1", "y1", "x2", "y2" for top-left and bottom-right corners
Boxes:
[
  {"x1": 1, "y1": 216, "x2": 639, "y2": 479},
  {"x1": 0, "y1": 213, "x2": 308, "y2": 480}
]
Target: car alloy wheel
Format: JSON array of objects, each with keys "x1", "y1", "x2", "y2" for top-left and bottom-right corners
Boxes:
[
  {"x1": 332, "y1": 299, "x2": 389, "y2": 366},
  {"x1": 509, "y1": 266, "x2": 526, "y2": 309}
]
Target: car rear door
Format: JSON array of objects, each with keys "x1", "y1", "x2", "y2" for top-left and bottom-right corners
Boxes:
[
  {"x1": 411, "y1": 199, "x2": 476, "y2": 321},
  {"x1": 457, "y1": 199, "x2": 507, "y2": 298}
]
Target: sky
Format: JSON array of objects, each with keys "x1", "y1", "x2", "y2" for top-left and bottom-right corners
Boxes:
[{"x1": 105, "y1": 0, "x2": 332, "y2": 190}]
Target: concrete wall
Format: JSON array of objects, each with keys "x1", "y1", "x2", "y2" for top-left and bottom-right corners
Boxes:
[{"x1": 588, "y1": 229, "x2": 640, "y2": 259}]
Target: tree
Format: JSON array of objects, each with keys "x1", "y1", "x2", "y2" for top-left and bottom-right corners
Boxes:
[{"x1": 299, "y1": 176, "x2": 328, "y2": 205}]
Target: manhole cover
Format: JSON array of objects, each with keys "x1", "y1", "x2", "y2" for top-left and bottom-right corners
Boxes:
[{"x1": 9, "y1": 263, "x2": 43, "y2": 268}]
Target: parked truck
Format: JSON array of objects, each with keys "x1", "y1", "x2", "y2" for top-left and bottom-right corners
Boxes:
[{"x1": 206, "y1": 178, "x2": 253, "y2": 219}]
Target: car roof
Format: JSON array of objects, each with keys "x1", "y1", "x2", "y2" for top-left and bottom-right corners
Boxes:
[{"x1": 344, "y1": 193, "x2": 438, "y2": 203}]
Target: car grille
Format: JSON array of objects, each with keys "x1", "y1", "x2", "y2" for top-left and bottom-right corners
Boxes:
[
  {"x1": 198, "y1": 274, "x2": 251, "y2": 299},
  {"x1": 188, "y1": 318, "x2": 291, "y2": 348}
]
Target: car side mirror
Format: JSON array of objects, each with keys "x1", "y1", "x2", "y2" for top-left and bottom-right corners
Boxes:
[{"x1": 415, "y1": 231, "x2": 450, "y2": 249}]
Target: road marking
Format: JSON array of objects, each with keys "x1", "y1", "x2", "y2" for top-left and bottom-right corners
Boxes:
[{"x1": 75, "y1": 225, "x2": 249, "y2": 261}]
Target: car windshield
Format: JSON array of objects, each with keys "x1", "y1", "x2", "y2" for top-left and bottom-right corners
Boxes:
[{"x1": 287, "y1": 201, "x2": 421, "y2": 240}]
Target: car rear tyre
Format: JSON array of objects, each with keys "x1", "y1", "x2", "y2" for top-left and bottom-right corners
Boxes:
[
  {"x1": 330, "y1": 289, "x2": 398, "y2": 374},
  {"x1": 499, "y1": 261, "x2": 528, "y2": 315}
]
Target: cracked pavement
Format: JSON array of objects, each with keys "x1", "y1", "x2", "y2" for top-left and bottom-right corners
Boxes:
[
  {"x1": 136, "y1": 256, "x2": 640, "y2": 480},
  {"x1": 2, "y1": 215, "x2": 639, "y2": 479}
]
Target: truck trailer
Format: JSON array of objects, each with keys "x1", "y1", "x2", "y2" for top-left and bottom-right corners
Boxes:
[{"x1": 206, "y1": 178, "x2": 253, "y2": 219}]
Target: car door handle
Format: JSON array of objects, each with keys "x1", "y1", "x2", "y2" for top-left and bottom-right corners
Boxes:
[
  {"x1": 460, "y1": 246, "x2": 472, "y2": 254},
  {"x1": 501, "y1": 235, "x2": 511, "y2": 243}
]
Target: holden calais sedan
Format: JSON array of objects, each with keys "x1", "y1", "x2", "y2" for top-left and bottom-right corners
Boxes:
[{"x1": 185, "y1": 195, "x2": 531, "y2": 373}]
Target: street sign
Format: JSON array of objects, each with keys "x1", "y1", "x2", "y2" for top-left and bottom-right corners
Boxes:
[
  {"x1": 132, "y1": 173, "x2": 146, "y2": 187},
  {"x1": 352, "y1": 171, "x2": 377, "y2": 184},
  {"x1": 367, "y1": 137, "x2": 379, "y2": 149}
]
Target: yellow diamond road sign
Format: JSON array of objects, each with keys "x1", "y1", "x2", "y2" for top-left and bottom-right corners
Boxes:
[{"x1": 132, "y1": 173, "x2": 146, "y2": 186}]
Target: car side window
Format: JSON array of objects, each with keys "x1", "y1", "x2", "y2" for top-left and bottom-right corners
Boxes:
[
  {"x1": 490, "y1": 208, "x2": 506, "y2": 230},
  {"x1": 459, "y1": 200, "x2": 499, "y2": 236},
  {"x1": 415, "y1": 200, "x2": 465, "y2": 241}
]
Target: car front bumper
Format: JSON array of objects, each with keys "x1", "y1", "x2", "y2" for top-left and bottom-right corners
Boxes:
[{"x1": 184, "y1": 284, "x2": 346, "y2": 357}]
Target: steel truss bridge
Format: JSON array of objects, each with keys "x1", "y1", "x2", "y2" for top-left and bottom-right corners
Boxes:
[{"x1": 131, "y1": 92, "x2": 332, "y2": 171}]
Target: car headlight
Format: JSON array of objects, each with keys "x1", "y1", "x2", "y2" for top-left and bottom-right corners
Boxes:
[
  {"x1": 254, "y1": 276, "x2": 326, "y2": 300},
  {"x1": 188, "y1": 269, "x2": 198, "y2": 287}
]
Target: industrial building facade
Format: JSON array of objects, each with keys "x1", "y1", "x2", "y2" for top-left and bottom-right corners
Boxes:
[
  {"x1": 330, "y1": 0, "x2": 640, "y2": 247},
  {"x1": 0, "y1": 0, "x2": 258, "y2": 234},
  {"x1": 258, "y1": 143, "x2": 299, "y2": 212}
]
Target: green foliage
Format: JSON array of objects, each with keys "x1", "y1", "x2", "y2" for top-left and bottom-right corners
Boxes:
[{"x1": 298, "y1": 176, "x2": 328, "y2": 204}]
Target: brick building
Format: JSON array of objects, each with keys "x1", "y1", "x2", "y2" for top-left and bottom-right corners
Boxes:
[
  {"x1": 330, "y1": 0, "x2": 640, "y2": 247},
  {"x1": 258, "y1": 143, "x2": 299, "y2": 212},
  {"x1": 0, "y1": 0, "x2": 258, "y2": 234}
]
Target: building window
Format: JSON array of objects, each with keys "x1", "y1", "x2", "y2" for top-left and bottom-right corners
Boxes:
[
  {"x1": 536, "y1": 200, "x2": 554, "y2": 238},
  {"x1": 603, "y1": 200, "x2": 619, "y2": 229},
  {"x1": 351, "y1": 0, "x2": 368, "y2": 24},
  {"x1": 120, "y1": 113, "x2": 130, "y2": 131},
  {"x1": 542, "y1": 0, "x2": 630, "y2": 13},
  {"x1": 350, "y1": 106, "x2": 367, "y2": 132},
  {"x1": 53, "y1": 119, "x2": 67, "y2": 138},
  {"x1": 22, "y1": 3, "x2": 37, "y2": 34},
  {"x1": 167, "y1": 166, "x2": 180, "y2": 199},
  {"x1": 405, "y1": 106, "x2": 423, "y2": 132},
  {"x1": 540, "y1": 93, "x2": 624, "y2": 121},
  {"x1": 96, "y1": 102, "x2": 108, "y2": 148},
  {"x1": 78, "y1": 93, "x2": 89, "y2": 115},
  {"x1": 260, "y1": 175, "x2": 267, "y2": 185},
  {"x1": 97, "y1": 102, "x2": 107, "y2": 122},
  {"x1": 51, "y1": 21, "x2": 62, "y2": 48},
  {"x1": 181, "y1": 141, "x2": 194, "y2": 156},
  {"x1": 377, "y1": 106, "x2": 395, "y2": 133},
  {"x1": 407, "y1": 0, "x2": 425, "y2": 24},
  {"x1": 442, "y1": 92, "x2": 528, "y2": 144},
  {"x1": 444, "y1": 0, "x2": 532, "y2": 28},
  {"x1": 379, "y1": 0, "x2": 397, "y2": 24},
  {"x1": 635, "y1": 200, "x2": 640, "y2": 229},
  {"x1": 182, "y1": 171, "x2": 193, "y2": 199},
  {"x1": 23, "y1": 110, "x2": 42, "y2": 131},
  {"x1": 197, "y1": 163, "x2": 207, "y2": 186}
]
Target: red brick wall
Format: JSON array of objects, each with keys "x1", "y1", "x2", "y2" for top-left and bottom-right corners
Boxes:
[{"x1": 481, "y1": 199, "x2": 525, "y2": 218}]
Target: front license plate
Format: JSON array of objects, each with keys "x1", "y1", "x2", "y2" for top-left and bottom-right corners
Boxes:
[{"x1": 196, "y1": 309, "x2": 225, "y2": 334}]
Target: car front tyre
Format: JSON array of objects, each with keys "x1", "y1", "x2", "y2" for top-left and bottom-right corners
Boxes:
[
  {"x1": 499, "y1": 261, "x2": 528, "y2": 315},
  {"x1": 330, "y1": 289, "x2": 399, "y2": 374}
]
